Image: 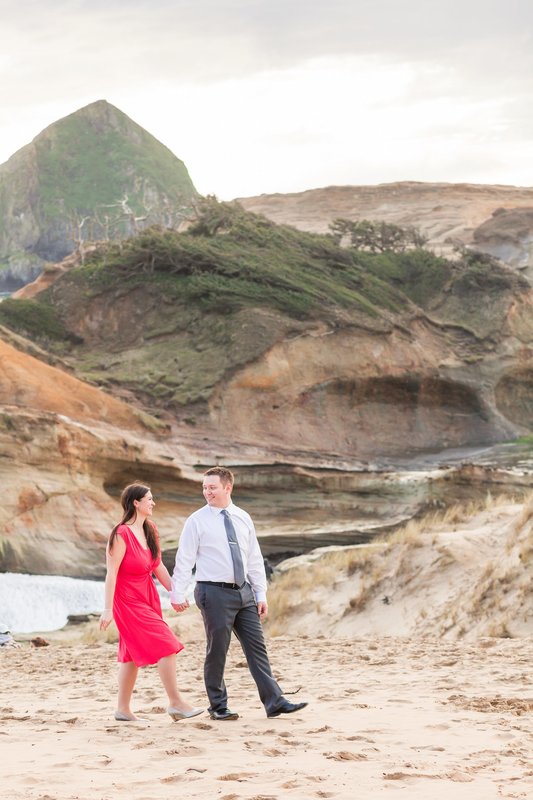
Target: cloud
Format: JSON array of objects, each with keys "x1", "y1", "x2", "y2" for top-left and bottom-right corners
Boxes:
[
  {"x1": 2, "y1": 0, "x2": 533, "y2": 89},
  {"x1": 0, "y1": 0, "x2": 532, "y2": 194}
]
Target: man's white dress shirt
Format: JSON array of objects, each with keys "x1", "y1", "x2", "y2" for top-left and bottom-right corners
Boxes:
[{"x1": 170, "y1": 502, "x2": 267, "y2": 604}]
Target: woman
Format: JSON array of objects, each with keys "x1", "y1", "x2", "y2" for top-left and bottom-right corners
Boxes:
[{"x1": 99, "y1": 482, "x2": 202, "y2": 722}]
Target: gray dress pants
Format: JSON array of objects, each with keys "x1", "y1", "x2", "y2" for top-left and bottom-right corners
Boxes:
[{"x1": 194, "y1": 581, "x2": 283, "y2": 715}]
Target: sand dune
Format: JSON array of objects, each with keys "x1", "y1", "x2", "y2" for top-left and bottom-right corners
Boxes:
[{"x1": 267, "y1": 497, "x2": 533, "y2": 641}]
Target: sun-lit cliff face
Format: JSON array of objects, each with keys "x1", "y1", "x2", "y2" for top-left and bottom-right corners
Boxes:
[
  {"x1": 0, "y1": 335, "x2": 204, "y2": 577},
  {"x1": 208, "y1": 301, "x2": 533, "y2": 459}
]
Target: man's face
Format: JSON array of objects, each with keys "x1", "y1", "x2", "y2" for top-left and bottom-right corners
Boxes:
[{"x1": 202, "y1": 475, "x2": 231, "y2": 508}]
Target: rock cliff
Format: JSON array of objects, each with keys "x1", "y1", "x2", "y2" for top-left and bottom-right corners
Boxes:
[
  {"x1": 1, "y1": 198, "x2": 532, "y2": 578},
  {"x1": 4, "y1": 203, "x2": 529, "y2": 461},
  {"x1": 2, "y1": 327, "x2": 531, "y2": 578}
]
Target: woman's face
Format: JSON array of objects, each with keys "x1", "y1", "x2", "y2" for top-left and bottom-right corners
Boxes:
[{"x1": 135, "y1": 490, "x2": 155, "y2": 517}]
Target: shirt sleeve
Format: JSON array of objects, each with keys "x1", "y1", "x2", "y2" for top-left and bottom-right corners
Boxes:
[
  {"x1": 170, "y1": 516, "x2": 199, "y2": 603},
  {"x1": 245, "y1": 517, "x2": 268, "y2": 603}
]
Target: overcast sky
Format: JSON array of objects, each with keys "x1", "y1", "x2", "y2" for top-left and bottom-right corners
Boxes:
[{"x1": 1, "y1": 0, "x2": 532, "y2": 198}]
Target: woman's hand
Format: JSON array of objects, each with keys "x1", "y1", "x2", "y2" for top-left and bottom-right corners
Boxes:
[{"x1": 99, "y1": 609, "x2": 113, "y2": 630}]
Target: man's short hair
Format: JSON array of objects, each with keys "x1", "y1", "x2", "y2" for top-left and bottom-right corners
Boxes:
[{"x1": 204, "y1": 466, "x2": 235, "y2": 487}]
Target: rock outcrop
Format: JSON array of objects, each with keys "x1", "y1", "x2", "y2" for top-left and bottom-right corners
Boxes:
[
  {"x1": 0, "y1": 100, "x2": 198, "y2": 290},
  {"x1": 9, "y1": 205, "x2": 527, "y2": 463},
  {"x1": 473, "y1": 207, "x2": 533, "y2": 283},
  {"x1": 0, "y1": 336, "x2": 200, "y2": 577}
]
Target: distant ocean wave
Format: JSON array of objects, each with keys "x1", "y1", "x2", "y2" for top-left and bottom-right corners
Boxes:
[{"x1": 0, "y1": 573, "x2": 176, "y2": 634}]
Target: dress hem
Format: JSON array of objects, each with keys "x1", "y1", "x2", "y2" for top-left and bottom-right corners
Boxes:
[{"x1": 117, "y1": 644, "x2": 185, "y2": 668}]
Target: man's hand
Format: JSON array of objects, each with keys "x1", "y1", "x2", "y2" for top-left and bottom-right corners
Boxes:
[
  {"x1": 257, "y1": 601, "x2": 268, "y2": 620},
  {"x1": 171, "y1": 600, "x2": 190, "y2": 613}
]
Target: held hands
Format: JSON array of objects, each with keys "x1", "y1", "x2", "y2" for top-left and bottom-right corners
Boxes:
[
  {"x1": 171, "y1": 600, "x2": 190, "y2": 613},
  {"x1": 99, "y1": 609, "x2": 113, "y2": 630}
]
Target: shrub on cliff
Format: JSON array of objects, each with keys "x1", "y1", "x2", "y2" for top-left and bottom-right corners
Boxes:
[
  {"x1": 71, "y1": 200, "x2": 410, "y2": 320},
  {"x1": 330, "y1": 218, "x2": 428, "y2": 252},
  {"x1": 0, "y1": 297, "x2": 75, "y2": 346}
]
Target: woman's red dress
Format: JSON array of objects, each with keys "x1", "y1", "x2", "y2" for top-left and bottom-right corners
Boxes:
[{"x1": 112, "y1": 525, "x2": 183, "y2": 667}]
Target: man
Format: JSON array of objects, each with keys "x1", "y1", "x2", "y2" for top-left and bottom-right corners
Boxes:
[{"x1": 171, "y1": 466, "x2": 307, "y2": 721}]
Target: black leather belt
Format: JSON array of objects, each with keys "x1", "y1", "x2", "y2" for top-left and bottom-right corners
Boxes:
[{"x1": 197, "y1": 580, "x2": 246, "y2": 590}]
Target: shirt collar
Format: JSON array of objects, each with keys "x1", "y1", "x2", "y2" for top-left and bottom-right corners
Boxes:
[{"x1": 208, "y1": 502, "x2": 235, "y2": 516}]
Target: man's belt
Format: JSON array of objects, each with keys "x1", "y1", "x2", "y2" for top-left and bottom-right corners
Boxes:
[{"x1": 197, "y1": 580, "x2": 246, "y2": 590}]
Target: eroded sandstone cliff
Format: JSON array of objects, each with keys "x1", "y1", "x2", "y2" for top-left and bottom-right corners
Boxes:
[{"x1": 1, "y1": 202, "x2": 532, "y2": 577}]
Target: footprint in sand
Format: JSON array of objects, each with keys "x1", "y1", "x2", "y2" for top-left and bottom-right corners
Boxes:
[
  {"x1": 244, "y1": 739, "x2": 262, "y2": 750},
  {"x1": 345, "y1": 735, "x2": 375, "y2": 743},
  {"x1": 324, "y1": 751, "x2": 368, "y2": 761},
  {"x1": 263, "y1": 747, "x2": 286, "y2": 757},
  {"x1": 413, "y1": 745, "x2": 445, "y2": 752},
  {"x1": 218, "y1": 772, "x2": 256, "y2": 782},
  {"x1": 160, "y1": 773, "x2": 201, "y2": 783},
  {"x1": 248, "y1": 795, "x2": 277, "y2": 800},
  {"x1": 165, "y1": 745, "x2": 204, "y2": 756}
]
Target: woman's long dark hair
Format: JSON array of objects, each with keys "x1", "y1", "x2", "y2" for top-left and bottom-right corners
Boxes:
[{"x1": 109, "y1": 482, "x2": 159, "y2": 559}]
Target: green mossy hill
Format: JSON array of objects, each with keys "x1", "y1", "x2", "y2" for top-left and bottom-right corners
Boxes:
[
  {"x1": 0, "y1": 201, "x2": 526, "y2": 411},
  {"x1": 34, "y1": 100, "x2": 197, "y2": 219},
  {"x1": 0, "y1": 100, "x2": 198, "y2": 268}
]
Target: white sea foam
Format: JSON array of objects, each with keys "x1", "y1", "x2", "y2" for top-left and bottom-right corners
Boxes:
[{"x1": 0, "y1": 572, "x2": 176, "y2": 633}]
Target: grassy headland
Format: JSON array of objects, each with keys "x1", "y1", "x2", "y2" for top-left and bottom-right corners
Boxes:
[{"x1": 0, "y1": 199, "x2": 526, "y2": 412}]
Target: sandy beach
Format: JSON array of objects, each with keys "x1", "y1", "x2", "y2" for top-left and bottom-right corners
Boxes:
[{"x1": 1, "y1": 608, "x2": 531, "y2": 800}]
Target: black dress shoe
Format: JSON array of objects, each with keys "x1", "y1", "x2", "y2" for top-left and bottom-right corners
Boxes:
[
  {"x1": 209, "y1": 708, "x2": 239, "y2": 720},
  {"x1": 267, "y1": 700, "x2": 308, "y2": 718}
]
